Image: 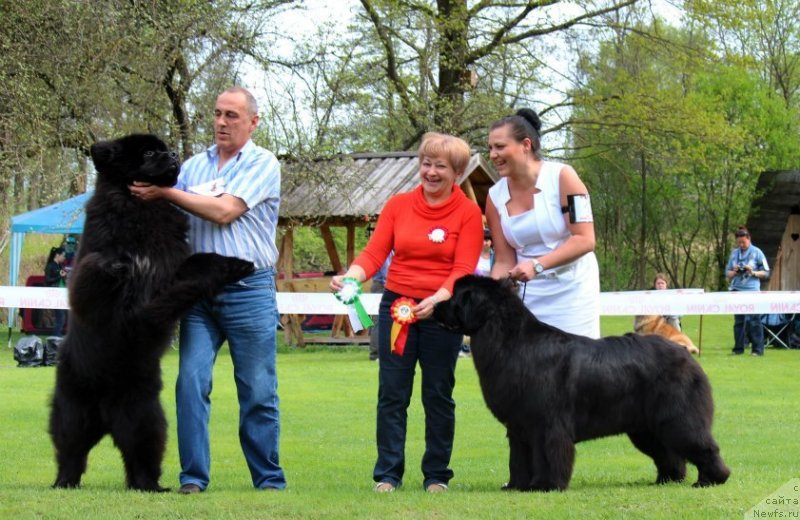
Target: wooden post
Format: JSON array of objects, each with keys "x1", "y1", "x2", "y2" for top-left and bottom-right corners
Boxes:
[
  {"x1": 277, "y1": 228, "x2": 302, "y2": 346},
  {"x1": 321, "y1": 224, "x2": 343, "y2": 274},
  {"x1": 346, "y1": 224, "x2": 356, "y2": 265},
  {"x1": 278, "y1": 227, "x2": 295, "y2": 279},
  {"x1": 698, "y1": 315, "x2": 703, "y2": 357},
  {"x1": 461, "y1": 177, "x2": 478, "y2": 204}
]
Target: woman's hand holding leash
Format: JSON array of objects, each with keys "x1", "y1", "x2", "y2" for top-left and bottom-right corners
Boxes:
[
  {"x1": 413, "y1": 295, "x2": 439, "y2": 320},
  {"x1": 412, "y1": 288, "x2": 451, "y2": 320},
  {"x1": 509, "y1": 260, "x2": 537, "y2": 283}
]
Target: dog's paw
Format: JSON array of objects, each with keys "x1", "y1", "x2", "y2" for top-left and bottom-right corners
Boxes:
[
  {"x1": 178, "y1": 253, "x2": 220, "y2": 279},
  {"x1": 222, "y1": 257, "x2": 255, "y2": 284},
  {"x1": 179, "y1": 253, "x2": 251, "y2": 282},
  {"x1": 656, "y1": 473, "x2": 685, "y2": 485}
]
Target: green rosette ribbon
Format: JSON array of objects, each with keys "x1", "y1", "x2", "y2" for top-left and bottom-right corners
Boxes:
[{"x1": 335, "y1": 277, "x2": 374, "y2": 330}]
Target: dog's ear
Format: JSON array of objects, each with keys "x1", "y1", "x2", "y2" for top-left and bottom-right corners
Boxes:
[
  {"x1": 499, "y1": 276, "x2": 518, "y2": 294},
  {"x1": 90, "y1": 140, "x2": 120, "y2": 173},
  {"x1": 452, "y1": 283, "x2": 490, "y2": 334}
]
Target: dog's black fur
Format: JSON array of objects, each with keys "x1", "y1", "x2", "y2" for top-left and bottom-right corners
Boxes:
[
  {"x1": 433, "y1": 275, "x2": 730, "y2": 491},
  {"x1": 49, "y1": 134, "x2": 254, "y2": 491}
]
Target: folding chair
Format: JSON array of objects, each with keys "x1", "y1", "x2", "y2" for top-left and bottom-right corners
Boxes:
[{"x1": 761, "y1": 313, "x2": 794, "y2": 349}]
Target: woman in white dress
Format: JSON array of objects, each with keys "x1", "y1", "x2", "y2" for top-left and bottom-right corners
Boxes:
[{"x1": 486, "y1": 108, "x2": 600, "y2": 338}]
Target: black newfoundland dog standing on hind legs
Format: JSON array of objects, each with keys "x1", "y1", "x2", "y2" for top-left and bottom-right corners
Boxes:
[
  {"x1": 433, "y1": 275, "x2": 730, "y2": 492},
  {"x1": 49, "y1": 134, "x2": 254, "y2": 491}
]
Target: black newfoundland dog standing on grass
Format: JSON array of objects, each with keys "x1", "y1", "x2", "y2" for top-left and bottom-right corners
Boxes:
[
  {"x1": 49, "y1": 134, "x2": 254, "y2": 491},
  {"x1": 433, "y1": 275, "x2": 730, "y2": 492}
]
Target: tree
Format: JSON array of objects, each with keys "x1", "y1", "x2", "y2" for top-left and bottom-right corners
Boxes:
[
  {"x1": 569, "y1": 19, "x2": 800, "y2": 290},
  {"x1": 688, "y1": 0, "x2": 800, "y2": 108},
  {"x1": 0, "y1": 0, "x2": 294, "y2": 244},
  {"x1": 260, "y1": 0, "x2": 641, "y2": 155}
]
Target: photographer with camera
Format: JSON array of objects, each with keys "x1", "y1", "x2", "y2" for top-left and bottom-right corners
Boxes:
[{"x1": 726, "y1": 226, "x2": 770, "y2": 356}]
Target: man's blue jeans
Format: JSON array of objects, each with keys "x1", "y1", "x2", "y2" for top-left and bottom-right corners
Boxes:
[
  {"x1": 373, "y1": 290, "x2": 462, "y2": 489},
  {"x1": 733, "y1": 313, "x2": 765, "y2": 355},
  {"x1": 176, "y1": 268, "x2": 285, "y2": 490}
]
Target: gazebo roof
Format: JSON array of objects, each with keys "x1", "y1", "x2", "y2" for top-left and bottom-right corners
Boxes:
[{"x1": 279, "y1": 151, "x2": 497, "y2": 226}]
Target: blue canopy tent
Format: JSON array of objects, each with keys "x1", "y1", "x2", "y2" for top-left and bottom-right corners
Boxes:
[{"x1": 6, "y1": 192, "x2": 91, "y2": 328}]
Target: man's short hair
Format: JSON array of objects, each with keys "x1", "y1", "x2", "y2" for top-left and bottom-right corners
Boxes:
[{"x1": 223, "y1": 86, "x2": 258, "y2": 117}]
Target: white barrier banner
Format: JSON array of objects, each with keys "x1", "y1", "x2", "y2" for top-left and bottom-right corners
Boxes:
[
  {"x1": 0, "y1": 286, "x2": 70, "y2": 311},
  {"x1": 600, "y1": 289, "x2": 800, "y2": 315},
  {"x1": 3, "y1": 286, "x2": 800, "y2": 316},
  {"x1": 275, "y1": 292, "x2": 380, "y2": 315}
]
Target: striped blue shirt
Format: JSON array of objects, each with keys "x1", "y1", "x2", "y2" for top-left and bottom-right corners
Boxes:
[{"x1": 177, "y1": 140, "x2": 281, "y2": 269}]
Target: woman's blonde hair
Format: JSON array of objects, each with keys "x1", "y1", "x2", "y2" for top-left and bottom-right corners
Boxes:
[{"x1": 418, "y1": 132, "x2": 471, "y2": 175}]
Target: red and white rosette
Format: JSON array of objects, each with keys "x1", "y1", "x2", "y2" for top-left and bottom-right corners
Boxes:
[{"x1": 389, "y1": 297, "x2": 418, "y2": 356}]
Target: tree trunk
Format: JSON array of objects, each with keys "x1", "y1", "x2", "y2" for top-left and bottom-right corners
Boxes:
[
  {"x1": 638, "y1": 150, "x2": 647, "y2": 288},
  {"x1": 435, "y1": 0, "x2": 468, "y2": 131}
]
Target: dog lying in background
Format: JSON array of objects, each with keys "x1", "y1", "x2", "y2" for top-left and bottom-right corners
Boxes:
[{"x1": 634, "y1": 315, "x2": 699, "y2": 355}]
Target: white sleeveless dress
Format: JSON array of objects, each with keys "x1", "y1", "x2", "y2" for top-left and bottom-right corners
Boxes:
[{"x1": 488, "y1": 161, "x2": 600, "y2": 338}]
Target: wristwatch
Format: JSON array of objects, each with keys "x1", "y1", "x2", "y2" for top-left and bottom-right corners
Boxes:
[{"x1": 531, "y1": 258, "x2": 544, "y2": 275}]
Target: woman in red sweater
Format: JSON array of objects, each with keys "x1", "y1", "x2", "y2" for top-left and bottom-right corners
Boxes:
[{"x1": 331, "y1": 132, "x2": 483, "y2": 493}]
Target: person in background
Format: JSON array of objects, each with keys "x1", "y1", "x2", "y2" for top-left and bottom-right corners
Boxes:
[
  {"x1": 130, "y1": 86, "x2": 285, "y2": 492},
  {"x1": 474, "y1": 227, "x2": 494, "y2": 277},
  {"x1": 653, "y1": 273, "x2": 682, "y2": 330},
  {"x1": 330, "y1": 132, "x2": 483, "y2": 493},
  {"x1": 726, "y1": 226, "x2": 770, "y2": 356},
  {"x1": 486, "y1": 108, "x2": 600, "y2": 338},
  {"x1": 62, "y1": 235, "x2": 79, "y2": 268},
  {"x1": 368, "y1": 254, "x2": 392, "y2": 362},
  {"x1": 44, "y1": 246, "x2": 68, "y2": 336}
]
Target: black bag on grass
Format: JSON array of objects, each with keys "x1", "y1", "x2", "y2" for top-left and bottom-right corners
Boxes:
[
  {"x1": 14, "y1": 335, "x2": 44, "y2": 367},
  {"x1": 44, "y1": 336, "x2": 63, "y2": 366}
]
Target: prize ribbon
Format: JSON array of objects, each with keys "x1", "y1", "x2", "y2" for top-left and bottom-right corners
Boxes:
[
  {"x1": 334, "y1": 277, "x2": 374, "y2": 331},
  {"x1": 389, "y1": 297, "x2": 418, "y2": 356},
  {"x1": 428, "y1": 226, "x2": 448, "y2": 243}
]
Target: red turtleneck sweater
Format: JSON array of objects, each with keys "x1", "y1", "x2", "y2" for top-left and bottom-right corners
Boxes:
[{"x1": 353, "y1": 184, "x2": 483, "y2": 298}]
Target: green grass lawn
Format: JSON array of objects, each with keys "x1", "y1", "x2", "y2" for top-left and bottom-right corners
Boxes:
[{"x1": 0, "y1": 315, "x2": 798, "y2": 519}]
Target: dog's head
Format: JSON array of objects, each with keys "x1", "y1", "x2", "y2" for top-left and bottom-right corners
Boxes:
[
  {"x1": 633, "y1": 314, "x2": 660, "y2": 333},
  {"x1": 90, "y1": 134, "x2": 180, "y2": 188},
  {"x1": 433, "y1": 275, "x2": 518, "y2": 335}
]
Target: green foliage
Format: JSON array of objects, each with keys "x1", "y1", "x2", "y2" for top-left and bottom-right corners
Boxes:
[
  {"x1": 1, "y1": 316, "x2": 799, "y2": 518},
  {"x1": 687, "y1": 0, "x2": 800, "y2": 107},
  {"x1": 0, "y1": 0, "x2": 295, "y2": 235},
  {"x1": 570, "y1": 19, "x2": 800, "y2": 291},
  {"x1": 287, "y1": 225, "x2": 370, "y2": 273},
  {"x1": 4, "y1": 0, "x2": 800, "y2": 295}
]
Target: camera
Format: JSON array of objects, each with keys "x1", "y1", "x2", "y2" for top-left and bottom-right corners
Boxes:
[{"x1": 736, "y1": 264, "x2": 749, "y2": 275}]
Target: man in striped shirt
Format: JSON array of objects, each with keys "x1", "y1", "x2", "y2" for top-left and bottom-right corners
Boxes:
[{"x1": 130, "y1": 86, "x2": 284, "y2": 493}]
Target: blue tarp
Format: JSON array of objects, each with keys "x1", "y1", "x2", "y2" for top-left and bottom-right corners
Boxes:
[
  {"x1": 10, "y1": 191, "x2": 90, "y2": 235},
  {"x1": 7, "y1": 191, "x2": 91, "y2": 327}
]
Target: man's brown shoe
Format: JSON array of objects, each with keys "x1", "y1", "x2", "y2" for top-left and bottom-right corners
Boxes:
[{"x1": 178, "y1": 483, "x2": 203, "y2": 495}]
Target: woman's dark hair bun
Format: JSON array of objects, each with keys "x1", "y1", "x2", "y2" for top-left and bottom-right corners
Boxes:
[{"x1": 515, "y1": 108, "x2": 542, "y2": 133}]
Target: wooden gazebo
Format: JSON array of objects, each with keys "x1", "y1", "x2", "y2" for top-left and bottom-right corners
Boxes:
[{"x1": 276, "y1": 151, "x2": 498, "y2": 345}]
